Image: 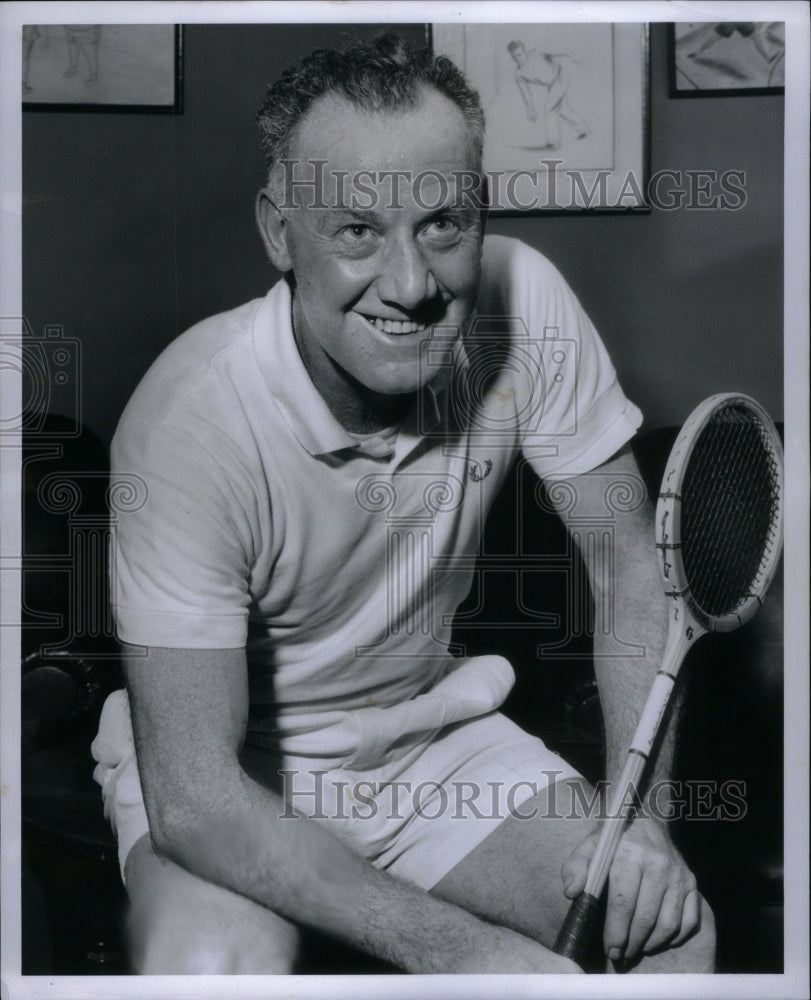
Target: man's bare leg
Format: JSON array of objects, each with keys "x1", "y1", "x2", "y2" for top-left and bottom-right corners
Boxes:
[
  {"x1": 121, "y1": 775, "x2": 714, "y2": 974},
  {"x1": 431, "y1": 777, "x2": 715, "y2": 973},
  {"x1": 124, "y1": 833, "x2": 300, "y2": 974}
]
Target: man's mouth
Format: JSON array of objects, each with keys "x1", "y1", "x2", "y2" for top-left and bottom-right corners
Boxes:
[{"x1": 360, "y1": 314, "x2": 429, "y2": 336}]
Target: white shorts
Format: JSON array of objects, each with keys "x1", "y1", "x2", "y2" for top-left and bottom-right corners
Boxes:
[{"x1": 91, "y1": 686, "x2": 581, "y2": 891}]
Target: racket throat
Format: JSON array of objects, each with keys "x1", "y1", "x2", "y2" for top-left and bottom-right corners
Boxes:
[{"x1": 662, "y1": 602, "x2": 704, "y2": 671}]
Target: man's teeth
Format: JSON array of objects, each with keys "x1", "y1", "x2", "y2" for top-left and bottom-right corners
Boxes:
[{"x1": 364, "y1": 315, "x2": 427, "y2": 335}]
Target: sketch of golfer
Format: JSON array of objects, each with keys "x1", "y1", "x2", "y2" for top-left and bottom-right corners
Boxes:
[
  {"x1": 508, "y1": 40, "x2": 591, "y2": 149},
  {"x1": 63, "y1": 24, "x2": 102, "y2": 85}
]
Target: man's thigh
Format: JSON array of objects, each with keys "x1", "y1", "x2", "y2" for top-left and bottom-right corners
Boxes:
[
  {"x1": 124, "y1": 833, "x2": 300, "y2": 974},
  {"x1": 430, "y1": 777, "x2": 715, "y2": 973},
  {"x1": 430, "y1": 776, "x2": 591, "y2": 948}
]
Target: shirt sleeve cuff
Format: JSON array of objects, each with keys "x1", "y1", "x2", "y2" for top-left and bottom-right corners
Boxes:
[
  {"x1": 522, "y1": 381, "x2": 643, "y2": 479},
  {"x1": 114, "y1": 607, "x2": 248, "y2": 649}
]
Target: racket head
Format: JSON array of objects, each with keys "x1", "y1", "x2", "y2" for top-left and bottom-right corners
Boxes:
[{"x1": 655, "y1": 393, "x2": 784, "y2": 633}]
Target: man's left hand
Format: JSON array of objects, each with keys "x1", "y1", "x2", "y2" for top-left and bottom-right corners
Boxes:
[{"x1": 561, "y1": 819, "x2": 700, "y2": 963}]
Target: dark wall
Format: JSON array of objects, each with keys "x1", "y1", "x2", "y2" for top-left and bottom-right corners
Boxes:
[{"x1": 23, "y1": 23, "x2": 783, "y2": 448}]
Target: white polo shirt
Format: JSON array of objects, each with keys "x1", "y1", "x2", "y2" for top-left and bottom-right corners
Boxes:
[{"x1": 111, "y1": 235, "x2": 642, "y2": 769}]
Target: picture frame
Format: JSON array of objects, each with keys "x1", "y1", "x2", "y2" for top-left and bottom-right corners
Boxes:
[
  {"x1": 22, "y1": 24, "x2": 183, "y2": 113},
  {"x1": 668, "y1": 22, "x2": 785, "y2": 97},
  {"x1": 431, "y1": 22, "x2": 649, "y2": 212}
]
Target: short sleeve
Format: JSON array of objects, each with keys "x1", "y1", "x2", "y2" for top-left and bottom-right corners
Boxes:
[
  {"x1": 110, "y1": 417, "x2": 255, "y2": 649},
  {"x1": 480, "y1": 237, "x2": 642, "y2": 479}
]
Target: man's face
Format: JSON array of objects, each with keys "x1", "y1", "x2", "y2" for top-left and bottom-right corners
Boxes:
[{"x1": 272, "y1": 87, "x2": 484, "y2": 422}]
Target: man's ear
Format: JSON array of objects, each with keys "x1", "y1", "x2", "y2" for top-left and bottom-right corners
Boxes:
[
  {"x1": 255, "y1": 188, "x2": 293, "y2": 272},
  {"x1": 479, "y1": 173, "x2": 490, "y2": 239},
  {"x1": 479, "y1": 205, "x2": 489, "y2": 241}
]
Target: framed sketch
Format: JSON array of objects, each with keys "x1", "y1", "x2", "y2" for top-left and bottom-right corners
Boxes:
[
  {"x1": 669, "y1": 22, "x2": 785, "y2": 96},
  {"x1": 22, "y1": 24, "x2": 182, "y2": 112},
  {"x1": 431, "y1": 23, "x2": 649, "y2": 212}
]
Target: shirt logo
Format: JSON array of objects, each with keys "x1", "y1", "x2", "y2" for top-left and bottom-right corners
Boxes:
[{"x1": 468, "y1": 459, "x2": 493, "y2": 483}]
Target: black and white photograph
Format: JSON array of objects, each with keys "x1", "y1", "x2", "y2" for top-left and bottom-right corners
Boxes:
[{"x1": 1, "y1": 2, "x2": 808, "y2": 999}]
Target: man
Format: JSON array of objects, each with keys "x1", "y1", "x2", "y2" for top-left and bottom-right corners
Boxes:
[
  {"x1": 63, "y1": 24, "x2": 102, "y2": 86},
  {"x1": 507, "y1": 40, "x2": 591, "y2": 148},
  {"x1": 92, "y1": 33, "x2": 714, "y2": 974}
]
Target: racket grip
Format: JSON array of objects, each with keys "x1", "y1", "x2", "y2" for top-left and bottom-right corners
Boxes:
[{"x1": 553, "y1": 891, "x2": 602, "y2": 965}]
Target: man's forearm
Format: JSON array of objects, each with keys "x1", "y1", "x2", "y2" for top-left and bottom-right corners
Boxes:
[
  {"x1": 150, "y1": 764, "x2": 547, "y2": 972},
  {"x1": 550, "y1": 454, "x2": 706, "y2": 959},
  {"x1": 590, "y1": 500, "x2": 678, "y2": 793},
  {"x1": 515, "y1": 77, "x2": 534, "y2": 116}
]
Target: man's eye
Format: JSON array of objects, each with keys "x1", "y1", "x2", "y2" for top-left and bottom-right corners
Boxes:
[
  {"x1": 342, "y1": 224, "x2": 373, "y2": 239},
  {"x1": 424, "y1": 217, "x2": 461, "y2": 243},
  {"x1": 335, "y1": 223, "x2": 379, "y2": 254}
]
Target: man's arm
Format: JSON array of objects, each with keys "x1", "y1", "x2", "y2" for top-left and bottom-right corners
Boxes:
[
  {"x1": 124, "y1": 644, "x2": 581, "y2": 973},
  {"x1": 514, "y1": 72, "x2": 536, "y2": 120},
  {"x1": 545, "y1": 444, "x2": 700, "y2": 963}
]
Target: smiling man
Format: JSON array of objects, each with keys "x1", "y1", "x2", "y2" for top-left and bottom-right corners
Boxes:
[
  {"x1": 91, "y1": 34, "x2": 715, "y2": 974},
  {"x1": 261, "y1": 84, "x2": 483, "y2": 429}
]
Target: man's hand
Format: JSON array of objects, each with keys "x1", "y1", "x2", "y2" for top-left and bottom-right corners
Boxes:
[{"x1": 561, "y1": 819, "x2": 700, "y2": 964}]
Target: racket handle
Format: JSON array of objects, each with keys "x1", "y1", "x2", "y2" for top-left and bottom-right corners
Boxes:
[{"x1": 553, "y1": 891, "x2": 602, "y2": 965}]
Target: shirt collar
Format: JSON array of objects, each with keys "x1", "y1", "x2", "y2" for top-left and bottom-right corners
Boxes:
[{"x1": 252, "y1": 278, "x2": 443, "y2": 464}]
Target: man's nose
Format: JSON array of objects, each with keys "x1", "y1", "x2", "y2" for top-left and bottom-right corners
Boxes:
[{"x1": 376, "y1": 236, "x2": 439, "y2": 311}]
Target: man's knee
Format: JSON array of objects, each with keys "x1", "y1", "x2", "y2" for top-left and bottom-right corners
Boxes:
[
  {"x1": 641, "y1": 893, "x2": 715, "y2": 973},
  {"x1": 125, "y1": 833, "x2": 300, "y2": 974},
  {"x1": 134, "y1": 911, "x2": 299, "y2": 975},
  {"x1": 679, "y1": 894, "x2": 716, "y2": 972}
]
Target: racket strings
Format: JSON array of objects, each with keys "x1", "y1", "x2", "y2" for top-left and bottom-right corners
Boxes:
[
  {"x1": 680, "y1": 406, "x2": 780, "y2": 618},
  {"x1": 696, "y1": 412, "x2": 778, "y2": 609}
]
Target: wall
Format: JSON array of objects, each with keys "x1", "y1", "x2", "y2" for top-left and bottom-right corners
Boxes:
[
  {"x1": 23, "y1": 23, "x2": 784, "y2": 448},
  {"x1": 491, "y1": 25, "x2": 784, "y2": 432}
]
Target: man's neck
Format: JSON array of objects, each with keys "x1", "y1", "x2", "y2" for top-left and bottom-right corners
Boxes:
[{"x1": 330, "y1": 391, "x2": 413, "y2": 436}]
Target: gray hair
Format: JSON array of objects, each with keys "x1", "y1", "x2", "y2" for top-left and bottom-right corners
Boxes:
[{"x1": 256, "y1": 32, "x2": 485, "y2": 182}]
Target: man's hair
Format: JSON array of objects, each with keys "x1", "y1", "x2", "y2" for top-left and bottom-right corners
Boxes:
[{"x1": 256, "y1": 32, "x2": 485, "y2": 180}]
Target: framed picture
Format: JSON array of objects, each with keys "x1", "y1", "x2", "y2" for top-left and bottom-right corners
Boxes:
[
  {"x1": 22, "y1": 24, "x2": 183, "y2": 112},
  {"x1": 669, "y1": 22, "x2": 785, "y2": 96},
  {"x1": 431, "y1": 23, "x2": 649, "y2": 212}
]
